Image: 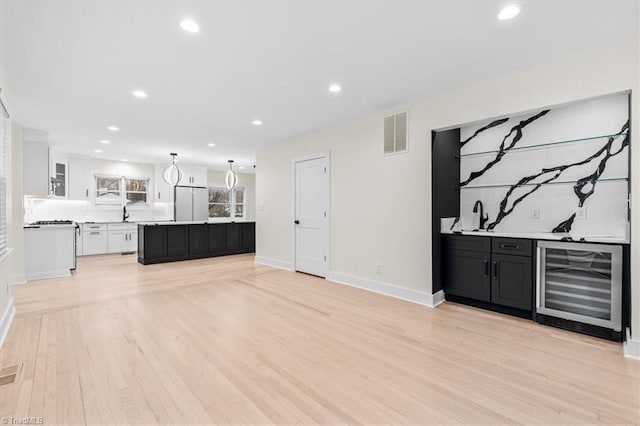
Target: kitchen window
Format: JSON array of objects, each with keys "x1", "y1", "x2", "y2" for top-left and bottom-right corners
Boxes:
[
  {"x1": 208, "y1": 186, "x2": 245, "y2": 219},
  {"x1": 94, "y1": 174, "x2": 150, "y2": 206}
]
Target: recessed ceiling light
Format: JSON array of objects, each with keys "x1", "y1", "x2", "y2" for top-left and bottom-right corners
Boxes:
[
  {"x1": 252, "y1": 119, "x2": 263, "y2": 126},
  {"x1": 94, "y1": 149, "x2": 103, "y2": 153},
  {"x1": 180, "y1": 19, "x2": 200, "y2": 33},
  {"x1": 100, "y1": 140, "x2": 110, "y2": 144},
  {"x1": 328, "y1": 83, "x2": 342, "y2": 93},
  {"x1": 498, "y1": 5, "x2": 520, "y2": 20},
  {"x1": 122, "y1": 159, "x2": 129, "y2": 162},
  {"x1": 107, "y1": 126, "x2": 119, "y2": 131},
  {"x1": 239, "y1": 166, "x2": 245, "y2": 170},
  {"x1": 132, "y1": 90, "x2": 147, "y2": 98},
  {"x1": 207, "y1": 143, "x2": 216, "y2": 147}
]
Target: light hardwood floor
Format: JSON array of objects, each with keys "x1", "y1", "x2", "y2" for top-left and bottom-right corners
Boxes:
[{"x1": 1, "y1": 254, "x2": 639, "y2": 425}]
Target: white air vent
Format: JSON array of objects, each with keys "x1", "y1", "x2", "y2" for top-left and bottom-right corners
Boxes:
[{"x1": 384, "y1": 111, "x2": 408, "y2": 154}]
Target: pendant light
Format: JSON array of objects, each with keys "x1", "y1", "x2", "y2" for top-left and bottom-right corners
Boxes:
[
  {"x1": 162, "y1": 153, "x2": 183, "y2": 186},
  {"x1": 225, "y1": 160, "x2": 238, "y2": 190}
]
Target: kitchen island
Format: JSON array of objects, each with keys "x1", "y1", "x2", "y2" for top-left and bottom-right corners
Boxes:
[{"x1": 137, "y1": 221, "x2": 255, "y2": 265}]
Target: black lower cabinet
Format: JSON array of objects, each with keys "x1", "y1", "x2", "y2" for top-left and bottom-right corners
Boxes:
[
  {"x1": 241, "y1": 222, "x2": 255, "y2": 251},
  {"x1": 189, "y1": 224, "x2": 208, "y2": 255},
  {"x1": 490, "y1": 254, "x2": 532, "y2": 310},
  {"x1": 138, "y1": 222, "x2": 256, "y2": 265},
  {"x1": 138, "y1": 225, "x2": 168, "y2": 261},
  {"x1": 208, "y1": 224, "x2": 226, "y2": 254},
  {"x1": 443, "y1": 235, "x2": 533, "y2": 316},
  {"x1": 226, "y1": 223, "x2": 242, "y2": 251},
  {"x1": 167, "y1": 225, "x2": 189, "y2": 257},
  {"x1": 444, "y1": 249, "x2": 491, "y2": 302}
]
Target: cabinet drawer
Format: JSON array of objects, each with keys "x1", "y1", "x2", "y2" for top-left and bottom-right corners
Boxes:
[
  {"x1": 107, "y1": 223, "x2": 128, "y2": 231},
  {"x1": 443, "y1": 234, "x2": 490, "y2": 253},
  {"x1": 492, "y1": 238, "x2": 532, "y2": 257},
  {"x1": 83, "y1": 223, "x2": 107, "y2": 231}
]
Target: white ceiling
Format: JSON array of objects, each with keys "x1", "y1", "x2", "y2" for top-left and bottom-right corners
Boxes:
[{"x1": 1, "y1": 1, "x2": 637, "y2": 170}]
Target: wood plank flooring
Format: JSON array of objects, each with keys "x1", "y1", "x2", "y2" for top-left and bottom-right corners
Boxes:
[{"x1": 1, "y1": 254, "x2": 639, "y2": 425}]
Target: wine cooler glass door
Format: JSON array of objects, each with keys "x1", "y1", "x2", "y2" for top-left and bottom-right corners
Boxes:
[{"x1": 537, "y1": 241, "x2": 622, "y2": 331}]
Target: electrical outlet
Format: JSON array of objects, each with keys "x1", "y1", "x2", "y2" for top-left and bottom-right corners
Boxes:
[
  {"x1": 376, "y1": 264, "x2": 382, "y2": 274},
  {"x1": 576, "y1": 207, "x2": 587, "y2": 220},
  {"x1": 258, "y1": 204, "x2": 265, "y2": 211},
  {"x1": 531, "y1": 208, "x2": 540, "y2": 219}
]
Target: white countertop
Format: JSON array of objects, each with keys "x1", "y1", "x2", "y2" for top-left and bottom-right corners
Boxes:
[
  {"x1": 137, "y1": 220, "x2": 254, "y2": 226},
  {"x1": 441, "y1": 229, "x2": 629, "y2": 244},
  {"x1": 24, "y1": 224, "x2": 76, "y2": 229}
]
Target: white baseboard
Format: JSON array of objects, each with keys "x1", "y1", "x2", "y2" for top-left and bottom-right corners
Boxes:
[
  {"x1": 624, "y1": 328, "x2": 640, "y2": 360},
  {"x1": 0, "y1": 297, "x2": 15, "y2": 349},
  {"x1": 25, "y1": 270, "x2": 71, "y2": 281},
  {"x1": 254, "y1": 256, "x2": 293, "y2": 272},
  {"x1": 432, "y1": 289, "x2": 446, "y2": 307},
  {"x1": 10, "y1": 273, "x2": 27, "y2": 285},
  {"x1": 327, "y1": 272, "x2": 441, "y2": 308}
]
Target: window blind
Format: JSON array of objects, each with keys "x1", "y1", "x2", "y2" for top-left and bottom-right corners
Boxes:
[{"x1": 0, "y1": 98, "x2": 8, "y2": 256}]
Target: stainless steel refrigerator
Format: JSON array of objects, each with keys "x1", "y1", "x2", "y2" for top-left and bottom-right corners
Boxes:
[{"x1": 174, "y1": 186, "x2": 209, "y2": 221}]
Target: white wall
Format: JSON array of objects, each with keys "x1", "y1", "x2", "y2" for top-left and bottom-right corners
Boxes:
[
  {"x1": 207, "y1": 169, "x2": 256, "y2": 221},
  {"x1": 256, "y1": 39, "x2": 639, "y2": 322}
]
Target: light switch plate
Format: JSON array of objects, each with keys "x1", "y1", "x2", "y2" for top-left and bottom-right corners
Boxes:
[{"x1": 531, "y1": 208, "x2": 540, "y2": 219}]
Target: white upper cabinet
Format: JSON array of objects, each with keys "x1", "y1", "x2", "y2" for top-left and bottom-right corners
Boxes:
[
  {"x1": 49, "y1": 150, "x2": 69, "y2": 199},
  {"x1": 22, "y1": 140, "x2": 49, "y2": 196},
  {"x1": 68, "y1": 155, "x2": 89, "y2": 200},
  {"x1": 154, "y1": 164, "x2": 173, "y2": 203},
  {"x1": 180, "y1": 165, "x2": 207, "y2": 187}
]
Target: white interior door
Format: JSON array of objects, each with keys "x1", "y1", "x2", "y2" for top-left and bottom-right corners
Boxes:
[{"x1": 295, "y1": 156, "x2": 329, "y2": 277}]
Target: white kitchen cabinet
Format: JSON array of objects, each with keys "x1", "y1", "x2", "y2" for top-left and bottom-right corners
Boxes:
[
  {"x1": 180, "y1": 165, "x2": 207, "y2": 187},
  {"x1": 82, "y1": 229, "x2": 108, "y2": 255},
  {"x1": 68, "y1": 155, "x2": 90, "y2": 200},
  {"x1": 49, "y1": 150, "x2": 69, "y2": 199},
  {"x1": 23, "y1": 140, "x2": 50, "y2": 196},
  {"x1": 24, "y1": 226, "x2": 75, "y2": 280},
  {"x1": 107, "y1": 223, "x2": 137, "y2": 253},
  {"x1": 107, "y1": 230, "x2": 128, "y2": 253},
  {"x1": 154, "y1": 164, "x2": 173, "y2": 202}
]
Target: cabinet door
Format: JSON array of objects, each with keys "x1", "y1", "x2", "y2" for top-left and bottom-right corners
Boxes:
[
  {"x1": 127, "y1": 231, "x2": 138, "y2": 252},
  {"x1": 208, "y1": 224, "x2": 226, "y2": 253},
  {"x1": 108, "y1": 231, "x2": 128, "y2": 253},
  {"x1": 68, "y1": 156, "x2": 89, "y2": 200},
  {"x1": 491, "y1": 254, "x2": 532, "y2": 310},
  {"x1": 189, "y1": 224, "x2": 207, "y2": 254},
  {"x1": 144, "y1": 227, "x2": 167, "y2": 259},
  {"x1": 50, "y1": 152, "x2": 68, "y2": 199},
  {"x1": 241, "y1": 222, "x2": 255, "y2": 252},
  {"x1": 444, "y1": 249, "x2": 491, "y2": 302},
  {"x1": 226, "y1": 223, "x2": 242, "y2": 251},
  {"x1": 23, "y1": 141, "x2": 49, "y2": 196},
  {"x1": 83, "y1": 231, "x2": 108, "y2": 255},
  {"x1": 154, "y1": 164, "x2": 173, "y2": 203},
  {"x1": 167, "y1": 225, "x2": 189, "y2": 257}
]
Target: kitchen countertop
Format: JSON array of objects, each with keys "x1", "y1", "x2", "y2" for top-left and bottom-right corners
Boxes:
[
  {"x1": 137, "y1": 220, "x2": 254, "y2": 226},
  {"x1": 24, "y1": 224, "x2": 76, "y2": 229},
  {"x1": 441, "y1": 229, "x2": 629, "y2": 244}
]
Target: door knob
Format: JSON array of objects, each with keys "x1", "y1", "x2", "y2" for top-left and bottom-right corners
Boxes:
[{"x1": 294, "y1": 220, "x2": 300, "y2": 225}]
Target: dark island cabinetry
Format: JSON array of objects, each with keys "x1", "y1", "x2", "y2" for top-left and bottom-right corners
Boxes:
[{"x1": 138, "y1": 222, "x2": 255, "y2": 265}]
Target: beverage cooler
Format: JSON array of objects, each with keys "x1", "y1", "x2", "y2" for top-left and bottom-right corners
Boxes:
[{"x1": 536, "y1": 241, "x2": 622, "y2": 340}]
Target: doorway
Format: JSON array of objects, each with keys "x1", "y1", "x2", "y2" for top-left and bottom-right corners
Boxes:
[{"x1": 293, "y1": 155, "x2": 329, "y2": 277}]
